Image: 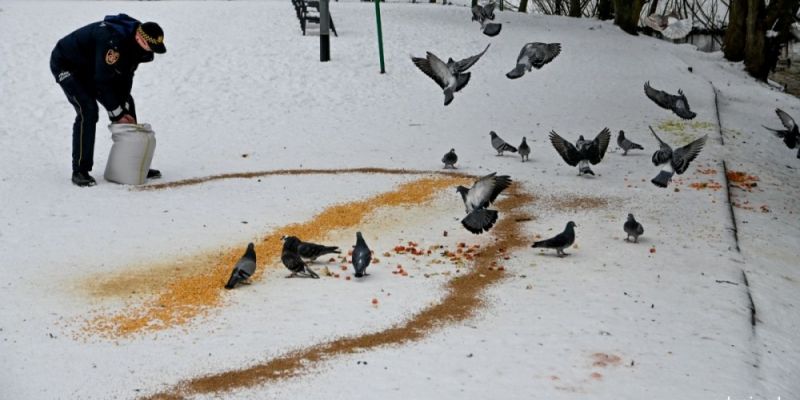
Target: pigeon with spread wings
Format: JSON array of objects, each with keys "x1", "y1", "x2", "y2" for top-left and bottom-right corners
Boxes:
[
  {"x1": 411, "y1": 44, "x2": 490, "y2": 106},
  {"x1": 549, "y1": 128, "x2": 611, "y2": 176},
  {"x1": 506, "y1": 43, "x2": 561, "y2": 79},
  {"x1": 644, "y1": 81, "x2": 696, "y2": 120},
  {"x1": 762, "y1": 108, "x2": 799, "y2": 158},
  {"x1": 456, "y1": 172, "x2": 512, "y2": 234},
  {"x1": 649, "y1": 126, "x2": 707, "y2": 188}
]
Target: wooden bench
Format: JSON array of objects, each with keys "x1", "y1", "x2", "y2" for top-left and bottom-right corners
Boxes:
[{"x1": 291, "y1": 0, "x2": 338, "y2": 37}]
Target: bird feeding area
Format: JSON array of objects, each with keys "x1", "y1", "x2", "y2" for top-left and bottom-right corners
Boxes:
[{"x1": 76, "y1": 169, "x2": 535, "y2": 341}]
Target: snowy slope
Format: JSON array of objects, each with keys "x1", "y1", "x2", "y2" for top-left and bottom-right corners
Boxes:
[{"x1": 0, "y1": 1, "x2": 797, "y2": 399}]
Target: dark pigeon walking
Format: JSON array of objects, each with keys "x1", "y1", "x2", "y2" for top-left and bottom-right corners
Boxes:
[
  {"x1": 296, "y1": 239, "x2": 340, "y2": 262},
  {"x1": 624, "y1": 214, "x2": 644, "y2": 243},
  {"x1": 456, "y1": 172, "x2": 512, "y2": 234},
  {"x1": 549, "y1": 128, "x2": 611, "y2": 176},
  {"x1": 649, "y1": 126, "x2": 707, "y2": 188},
  {"x1": 281, "y1": 236, "x2": 319, "y2": 279},
  {"x1": 762, "y1": 108, "x2": 799, "y2": 158},
  {"x1": 411, "y1": 44, "x2": 490, "y2": 106},
  {"x1": 617, "y1": 130, "x2": 644, "y2": 155},
  {"x1": 518, "y1": 137, "x2": 530, "y2": 162},
  {"x1": 224, "y1": 242, "x2": 257, "y2": 289},
  {"x1": 506, "y1": 42, "x2": 561, "y2": 79},
  {"x1": 532, "y1": 221, "x2": 576, "y2": 257},
  {"x1": 442, "y1": 148, "x2": 458, "y2": 169},
  {"x1": 352, "y1": 232, "x2": 372, "y2": 278},
  {"x1": 644, "y1": 81, "x2": 696, "y2": 120},
  {"x1": 490, "y1": 131, "x2": 517, "y2": 155}
]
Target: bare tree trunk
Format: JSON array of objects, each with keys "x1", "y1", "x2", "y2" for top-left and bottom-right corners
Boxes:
[
  {"x1": 598, "y1": 0, "x2": 613, "y2": 20},
  {"x1": 472, "y1": 0, "x2": 478, "y2": 7},
  {"x1": 613, "y1": 0, "x2": 645, "y2": 35},
  {"x1": 724, "y1": 0, "x2": 747, "y2": 61},
  {"x1": 569, "y1": 0, "x2": 581, "y2": 17},
  {"x1": 518, "y1": 0, "x2": 528, "y2": 13},
  {"x1": 555, "y1": 0, "x2": 563, "y2": 15}
]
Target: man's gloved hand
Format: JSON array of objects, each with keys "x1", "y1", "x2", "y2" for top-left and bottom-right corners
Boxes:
[{"x1": 115, "y1": 114, "x2": 136, "y2": 124}]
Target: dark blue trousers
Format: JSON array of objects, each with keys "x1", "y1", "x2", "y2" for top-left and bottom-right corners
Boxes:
[{"x1": 50, "y1": 60, "x2": 135, "y2": 173}]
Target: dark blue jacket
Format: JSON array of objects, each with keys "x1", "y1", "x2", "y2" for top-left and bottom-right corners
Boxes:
[{"x1": 51, "y1": 14, "x2": 154, "y2": 116}]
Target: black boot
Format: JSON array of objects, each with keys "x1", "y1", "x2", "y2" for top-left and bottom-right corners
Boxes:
[
  {"x1": 147, "y1": 169, "x2": 161, "y2": 179},
  {"x1": 72, "y1": 171, "x2": 96, "y2": 187}
]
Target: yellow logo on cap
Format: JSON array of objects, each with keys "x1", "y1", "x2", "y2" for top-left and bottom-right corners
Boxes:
[{"x1": 105, "y1": 49, "x2": 120, "y2": 65}]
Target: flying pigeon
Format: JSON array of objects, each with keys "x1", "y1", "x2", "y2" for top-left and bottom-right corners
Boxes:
[
  {"x1": 506, "y1": 42, "x2": 561, "y2": 80},
  {"x1": 472, "y1": 2, "x2": 502, "y2": 37},
  {"x1": 649, "y1": 126, "x2": 707, "y2": 188},
  {"x1": 297, "y1": 239, "x2": 341, "y2": 262},
  {"x1": 532, "y1": 221, "x2": 576, "y2": 257},
  {"x1": 490, "y1": 131, "x2": 517, "y2": 155},
  {"x1": 518, "y1": 137, "x2": 530, "y2": 162},
  {"x1": 643, "y1": 11, "x2": 693, "y2": 39},
  {"x1": 549, "y1": 128, "x2": 611, "y2": 176},
  {"x1": 624, "y1": 214, "x2": 644, "y2": 243},
  {"x1": 352, "y1": 232, "x2": 372, "y2": 278},
  {"x1": 617, "y1": 130, "x2": 644, "y2": 155},
  {"x1": 442, "y1": 148, "x2": 458, "y2": 169},
  {"x1": 456, "y1": 172, "x2": 512, "y2": 234},
  {"x1": 762, "y1": 108, "x2": 799, "y2": 158},
  {"x1": 224, "y1": 242, "x2": 257, "y2": 289},
  {"x1": 644, "y1": 81, "x2": 696, "y2": 120},
  {"x1": 281, "y1": 236, "x2": 319, "y2": 279},
  {"x1": 411, "y1": 44, "x2": 490, "y2": 106}
]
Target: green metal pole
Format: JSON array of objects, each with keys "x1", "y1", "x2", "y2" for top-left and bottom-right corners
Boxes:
[{"x1": 374, "y1": 0, "x2": 386, "y2": 74}]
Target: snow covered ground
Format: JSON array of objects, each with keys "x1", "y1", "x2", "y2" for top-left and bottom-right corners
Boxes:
[{"x1": 0, "y1": 1, "x2": 797, "y2": 399}]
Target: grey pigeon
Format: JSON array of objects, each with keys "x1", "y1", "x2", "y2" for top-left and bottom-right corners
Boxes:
[
  {"x1": 518, "y1": 137, "x2": 530, "y2": 162},
  {"x1": 532, "y1": 221, "x2": 576, "y2": 257},
  {"x1": 472, "y1": 2, "x2": 502, "y2": 36},
  {"x1": 224, "y1": 242, "x2": 257, "y2": 289},
  {"x1": 649, "y1": 126, "x2": 707, "y2": 188},
  {"x1": 506, "y1": 42, "x2": 561, "y2": 80},
  {"x1": 617, "y1": 130, "x2": 644, "y2": 155},
  {"x1": 624, "y1": 214, "x2": 644, "y2": 243},
  {"x1": 442, "y1": 148, "x2": 458, "y2": 169},
  {"x1": 296, "y1": 239, "x2": 340, "y2": 262},
  {"x1": 411, "y1": 44, "x2": 490, "y2": 106},
  {"x1": 549, "y1": 128, "x2": 611, "y2": 176},
  {"x1": 762, "y1": 108, "x2": 799, "y2": 158},
  {"x1": 352, "y1": 232, "x2": 372, "y2": 278},
  {"x1": 644, "y1": 81, "x2": 696, "y2": 120},
  {"x1": 281, "y1": 236, "x2": 319, "y2": 279},
  {"x1": 456, "y1": 172, "x2": 512, "y2": 234},
  {"x1": 490, "y1": 131, "x2": 517, "y2": 155}
]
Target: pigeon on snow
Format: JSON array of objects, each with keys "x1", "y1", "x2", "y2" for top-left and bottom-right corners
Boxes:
[
  {"x1": 442, "y1": 148, "x2": 458, "y2": 169},
  {"x1": 518, "y1": 137, "x2": 531, "y2": 162},
  {"x1": 456, "y1": 172, "x2": 512, "y2": 234},
  {"x1": 411, "y1": 44, "x2": 490, "y2": 106},
  {"x1": 762, "y1": 108, "x2": 799, "y2": 158},
  {"x1": 506, "y1": 42, "x2": 561, "y2": 80},
  {"x1": 643, "y1": 11, "x2": 693, "y2": 39},
  {"x1": 472, "y1": 2, "x2": 502, "y2": 37},
  {"x1": 649, "y1": 126, "x2": 707, "y2": 188},
  {"x1": 644, "y1": 81, "x2": 696, "y2": 120},
  {"x1": 295, "y1": 239, "x2": 340, "y2": 262},
  {"x1": 224, "y1": 242, "x2": 257, "y2": 289},
  {"x1": 617, "y1": 130, "x2": 644, "y2": 155},
  {"x1": 490, "y1": 131, "x2": 517, "y2": 155},
  {"x1": 532, "y1": 221, "x2": 576, "y2": 257},
  {"x1": 352, "y1": 232, "x2": 372, "y2": 278},
  {"x1": 549, "y1": 128, "x2": 611, "y2": 176},
  {"x1": 281, "y1": 236, "x2": 319, "y2": 279},
  {"x1": 624, "y1": 214, "x2": 644, "y2": 243}
]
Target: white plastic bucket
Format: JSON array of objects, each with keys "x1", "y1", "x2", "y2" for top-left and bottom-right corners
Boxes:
[{"x1": 103, "y1": 123, "x2": 156, "y2": 185}]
